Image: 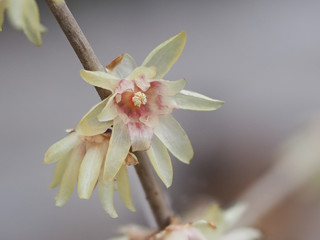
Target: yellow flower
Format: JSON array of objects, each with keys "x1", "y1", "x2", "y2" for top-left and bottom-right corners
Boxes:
[
  {"x1": 110, "y1": 203, "x2": 261, "y2": 240},
  {"x1": 76, "y1": 31, "x2": 224, "y2": 187},
  {"x1": 0, "y1": 0, "x2": 45, "y2": 45},
  {"x1": 43, "y1": 130, "x2": 136, "y2": 218}
]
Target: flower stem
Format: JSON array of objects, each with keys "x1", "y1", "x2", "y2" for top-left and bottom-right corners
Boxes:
[{"x1": 46, "y1": 0, "x2": 174, "y2": 229}]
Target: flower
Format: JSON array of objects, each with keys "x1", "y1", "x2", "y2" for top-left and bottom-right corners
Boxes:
[
  {"x1": 43, "y1": 129, "x2": 136, "y2": 218},
  {"x1": 76, "y1": 31, "x2": 224, "y2": 187},
  {"x1": 109, "y1": 203, "x2": 261, "y2": 240},
  {"x1": 0, "y1": 0, "x2": 45, "y2": 45}
]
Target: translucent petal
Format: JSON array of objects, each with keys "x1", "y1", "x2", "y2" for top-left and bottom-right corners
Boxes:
[
  {"x1": 116, "y1": 165, "x2": 135, "y2": 212},
  {"x1": 80, "y1": 69, "x2": 120, "y2": 91},
  {"x1": 55, "y1": 145, "x2": 85, "y2": 206},
  {"x1": 220, "y1": 228, "x2": 262, "y2": 240},
  {"x1": 142, "y1": 31, "x2": 187, "y2": 79},
  {"x1": 103, "y1": 118, "x2": 131, "y2": 181},
  {"x1": 127, "y1": 66, "x2": 156, "y2": 80},
  {"x1": 75, "y1": 97, "x2": 113, "y2": 136},
  {"x1": 147, "y1": 135, "x2": 173, "y2": 188},
  {"x1": 158, "y1": 78, "x2": 186, "y2": 96},
  {"x1": 127, "y1": 122, "x2": 153, "y2": 152},
  {"x1": 8, "y1": 0, "x2": 44, "y2": 46},
  {"x1": 49, "y1": 155, "x2": 69, "y2": 188},
  {"x1": 98, "y1": 94, "x2": 118, "y2": 122},
  {"x1": 174, "y1": 90, "x2": 224, "y2": 111},
  {"x1": 98, "y1": 173, "x2": 118, "y2": 218},
  {"x1": 106, "y1": 53, "x2": 137, "y2": 79},
  {"x1": 154, "y1": 114, "x2": 193, "y2": 164},
  {"x1": 78, "y1": 141, "x2": 107, "y2": 199},
  {"x1": 44, "y1": 133, "x2": 81, "y2": 164}
]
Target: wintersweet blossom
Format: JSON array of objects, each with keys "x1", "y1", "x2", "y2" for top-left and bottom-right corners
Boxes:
[
  {"x1": 0, "y1": 0, "x2": 45, "y2": 45},
  {"x1": 76, "y1": 31, "x2": 224, "y2": 187},
  {"x1": 43, "y1": 130, "x2": 136, "y2": 218},
  {"x1": 110, "y1": 203, "x2": 261, "y2": 240}
]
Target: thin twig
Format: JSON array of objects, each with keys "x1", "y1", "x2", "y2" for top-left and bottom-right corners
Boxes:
[
  {"x1": 46, "y1": 0, "x2": 174, "y2": 229},
  {"x1": 135, "y1": 152, "x2": 174, "y2": 229}
]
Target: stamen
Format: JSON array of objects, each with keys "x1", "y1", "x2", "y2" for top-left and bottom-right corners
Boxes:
[{"x1": 132, "y1": 91, "x2": 147, "y2": 107}]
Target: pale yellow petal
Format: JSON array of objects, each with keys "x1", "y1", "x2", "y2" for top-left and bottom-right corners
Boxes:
[
  {"x1": 158, "y1": 78, "x2": 186, "y2": 96},
  {"x1": 55, "y1": 144, "x2": 85, "y2": 206},
  {"x1": 8, "y1": 0, "x2": 44, "y2": 46},
  {"x1": 127, "y1": 66, "x2": 156, "y2": 80},
  {"x1": 220, "y1": 228, "x2": 262, "y2": 240},
  {"x1": 106, "y1": 53, "x2": 137, "y2": 78},
  {"x1": 103, "y1": 118, "x2": 131, "y2": 181},
  {"x1": 116, "y1": 165, "x2": 135, "y2": 212},
  {"x1": 98, "y1": 94, "x2": 118, "y2": 122},
  {"x1": 49, "y1": 156, "x2": 69, "y2": 188},
  {"x1": 75, "y1": 97, "x2": 113, "y2": 136},
  {"x1": 223, "y1": 203, "x2": 247, "y2": 229},
  {"x1": 98, "y1": 173, "x2": 118, "y2": 218},
  {"x1": 174, "y1": 90, "x2": 224, "y2": 111},
  {"x1": 78, "y1": 141, "x2": 108, "y2": 199},
  {"x1": 154, "y1": 114, "x2": 193, "y2": 164},
  {"x1": 0, "y1": 0, "x2": 6, "y2": 31},
  {"x1": 147, "y1": 135, "x2": 173, "y2": 188},
  {"x1": 44, "y1": 133, "x2": 81, "y2": 164},
  {"x1": 142, "y1": 31, "x2": 187, "y2": 79},
  {"x1": 80, "y1": 69, "x2": 120, "y2": 91},
  {"x1": 192, "y1": 220, "x2": 217, "y2": 239}
]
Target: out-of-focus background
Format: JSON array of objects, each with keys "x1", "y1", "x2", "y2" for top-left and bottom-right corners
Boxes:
[{"x1": 1, "y1": 0, "x2": 320, "y2": 239}]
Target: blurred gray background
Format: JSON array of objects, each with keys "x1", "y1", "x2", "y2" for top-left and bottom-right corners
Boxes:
[{"x1": 1, "y1": 0, "x2": 320, "y2": 239}]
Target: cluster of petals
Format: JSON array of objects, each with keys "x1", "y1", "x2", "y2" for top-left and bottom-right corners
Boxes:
[
  {"x1": 0, "y1": 0, "x2": 45, "y2": 45},
  {"x1": 110, "y1": 203, "x2": 261, "y2": 240},
  {"x1": 76, "y1": 31, "x2": 224, "y2": 187},
  {"x1": 43, "y1": 130, "x2": 136, "y2": 218}
]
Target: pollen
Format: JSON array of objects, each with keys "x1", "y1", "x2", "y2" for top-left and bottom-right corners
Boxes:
[{"x1": 132, "y1": 91, "x2": 147, "y2": 107}]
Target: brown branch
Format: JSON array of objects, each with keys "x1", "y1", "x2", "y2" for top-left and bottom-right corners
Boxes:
[
  {"x1": 134, "y1": 152, "x2": 174, "y2": 229},
  {"x1": 46, "y1": 0, "x2": 174, "y2": 229}
]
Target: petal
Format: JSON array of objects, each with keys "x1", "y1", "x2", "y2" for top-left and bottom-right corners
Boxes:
[
  {"x1": 174, "y1": 90, "x2": 224, "y2": 111},
  {"x1": 8, "y1": 0, "x2": 44, "y2": 46},
  {"x1": 192, "y1": 220, "x2": 217, "y2": 239},
  {"x1": 154, "y1": 114, "x2": 193, "y2": 164},
  {"x1": 127, "y1": 122, "x2": 154, "y2": 152},
  {"x1": 147, "y1": 135, "x2": 173, "y2": 188},
  {"x1": 75, "y1": 97, "x2": 113, "y2": 136},
  {"x1": 103, "y1": 118, "x2": 131, "y2": 181},
  {"x1": 98, "y1": 94, "x2": 118, "y2": 122},
  {"x1": 134, "y1": 76, "x2": 151, "y2": 92},
  {"x1": 223, "y1": 203, "x2": 247, "y2": 229},
  {"x1": 116, "y1": 165, "x2": 135, "y2": 212},
  {"x1": 0, "y1": 1, "x2": 6, "y2": 31},
  {"x1": 142, "y1": 31, "x2": 187, "y2": 79},
  {"x1": 44, "y1": 132, "x2": 81, "y2": 164},
  {"x1": 220, "y1": 228, "x2": 262, "y2": 240},
  {"x1": 78, "y1": 141, "x2": 107, "y2": 199},
  {"x1": 55, "y1": 144, "x2": 86, "y2": 206},
  {"x1": 49, "y1": 155, "x2": 69, "y2": 188},
  {"x1": 80, "y1": 69, "x2": 120, "y2": 91},
  {"x1": 158, "y1": 78, "x2": 186, "y2": 96},
  {"x1": 106, "y1": 53, "x2": 137, "y2": 79},
  {"x1": 98, "y1": 173, "x2": 118, "y2": 218},
  {"x1": 127, "y1": 66, "x2": 156, "y2": 80}
]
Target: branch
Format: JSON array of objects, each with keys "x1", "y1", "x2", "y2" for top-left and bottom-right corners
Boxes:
[{"x1": 46, "y1": 0, "x2": 174, "y2": 229}]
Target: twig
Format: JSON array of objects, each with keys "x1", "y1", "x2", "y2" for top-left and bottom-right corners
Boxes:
[
  {"x1": 135, "y1": 152, "x2": 174, "y2": 229},
  {"x1": 46, "y1": 0, "x2": 174, "y2": 229}
]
